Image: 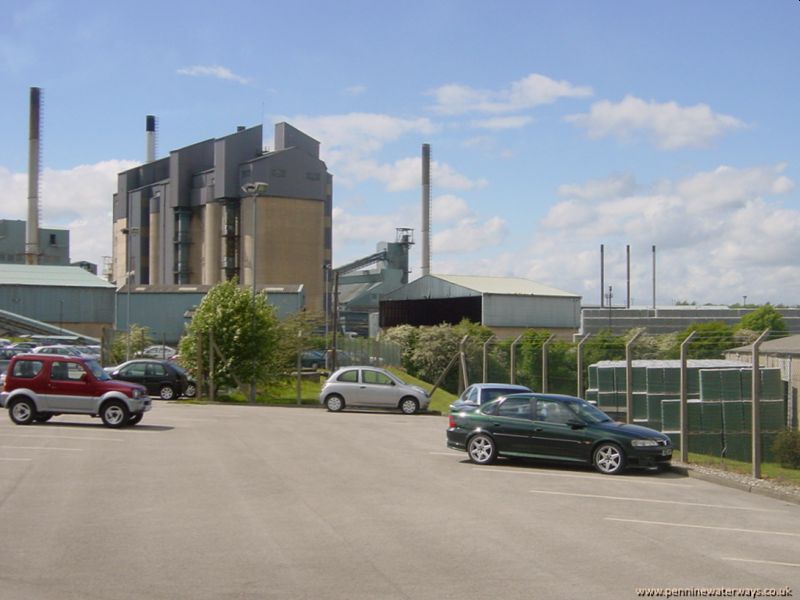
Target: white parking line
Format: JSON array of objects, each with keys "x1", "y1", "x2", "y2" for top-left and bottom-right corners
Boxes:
[
  {"x1": 474, "y1": 466, "x2": 688, "y2": 486},
  {"x1": 606, "y1": 517, "x2": 800, "y2": 537},
  {"x1": 721, "y1": 557, "x2": 800, "y2": 568},
  {"x1": 531, "y1": 489, "x2": 780, "y2": 511},
  {"x1": 429, "y1": 451, "x2": 462, "y2": 456},
  {"x1": 0, "y1": 457, "x2": 32, "y2": 461},
  {"x1": 0, "y1": 445, "x2": 83, "y2": 452},
  {"x1": 0, "y1": 434, "x2": 124, "y2": 442}
]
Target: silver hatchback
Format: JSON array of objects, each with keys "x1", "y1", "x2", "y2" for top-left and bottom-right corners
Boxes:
[{"x1": 319, "y1": 366, "x2": 430, "y2": 414}]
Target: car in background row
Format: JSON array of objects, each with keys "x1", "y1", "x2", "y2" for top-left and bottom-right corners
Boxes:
[
  {"x1": 447, "y1": 392, "x2": 673, "y2": 475},
  {"x1": 137, "y1": 345, "x2": 177, "y2": 359},
  {"x1": 32, "y1": 345, "x2": 96, "y2": 359},
  {"x1": 105, "y1": 359, "x2": 192, "y2": 400},
  {"x1": 449, "y1": 382, "x2": 532, "y2": 413},
  {"x1": 320, "y1": 366, "x2": 430, "y2": 414}
]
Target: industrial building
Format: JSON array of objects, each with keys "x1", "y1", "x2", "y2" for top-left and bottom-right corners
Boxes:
[
  {"x1": 336, "y1": 229, "x2": 414, "y2": 337},
  {"x1": 580, "y1": 306, "x2": 800, "y2": 336},
  {"x1": 0, "y1": 219, "x2": 70, "y2": 266},
  {"x1": 380, "y1": 274, "x2": 581, "y2": 338},
  {"x1": 0, "y1": 264, "x2": 114, "y2": 340},
  {"x1": 112, "y1": 121, "x2": 332, "y2": 313}
]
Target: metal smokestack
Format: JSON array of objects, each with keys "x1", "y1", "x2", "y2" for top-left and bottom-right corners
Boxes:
[
  {"x1": 626, "y1": 244, "x2": 631, "y2": 308},
  {"x1": 26, "y1": 87, "x2": 42, "y2": 265},
  {"x1": 421, "y1": 143, "x2": 431, "y2": 277},
  {"x1": 652, "y1": 245, "x2": 657, "y2": 310},
  {"x1": 600, "y1": 244, "x2": 605, "y2": 307},
  {"x1": 146, "y1": 115, "x2": 156, "y2": 163}
]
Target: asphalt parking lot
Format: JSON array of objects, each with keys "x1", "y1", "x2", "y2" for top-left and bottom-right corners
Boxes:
[{"x1": 1, "y1": 403, "x2": 798, "y2": 600}]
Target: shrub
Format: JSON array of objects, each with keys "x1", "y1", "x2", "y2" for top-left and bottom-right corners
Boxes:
[{"x1": 771, "y1": 429, "x2": 800, "y2": 469}]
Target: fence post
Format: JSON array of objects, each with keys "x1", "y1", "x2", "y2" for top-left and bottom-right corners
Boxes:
[
  {"x1": 542, "y1": 334, "x2": 555, "y2": 393},
  {"x1": 458, "y1": 335, "x2": 470, "y2": 393},
  {"x1": 482, "y1": 335, "x2": 495, "y2": 383},
  {"x1": 576, "y1": 334, "x2": 591, "y2": 398},
  {"x1": 296, "y1": 330, "x2": 302, "y2": 405},
  {"x1": 625, "y1": 331, "x2": 643, "y2": 423},
  {"x1": 751, "y1": 329, "x2": 770, "y2": 479},
  {"x1": 679, "y1": 331, "x2": 697, "y2": 463},
  {"x1": 510, "y1": 335, "x2": 523, "y2": 384},
  {"x1": 208, "y1": 329, "x2": 215, "y2": 402}
]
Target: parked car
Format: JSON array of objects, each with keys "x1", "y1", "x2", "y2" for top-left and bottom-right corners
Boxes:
[
  {"x1": 0, "y1": 348, "x2": 22, "y2": 360},
  {"x1": 106, "y1": 359, "x2": 190, "y2": 400},
  {"x1": 32, "y1": 345, "x2": 92, "y2": 358},
  {"x1": 447, "y1": 392, "x2": 673, "y2": 474},
  {"x1": 137, "y1": 345, "x2": 177, "y2": 359},
  {"x1": 449, "y1": 383, "x2": 532, "y2": 413},
  {"x1": 0, "y1": 359, "x2": 9, "y2": 386},
  {"x1": 301, "y1": 350, "x2": 326, "y2": 369},
  {"x1": 319, "y1": 366, "x2": 430, "y2": 414},
  {"x1": 0, "y1": 354, "x2": 150, "y2": 428}
]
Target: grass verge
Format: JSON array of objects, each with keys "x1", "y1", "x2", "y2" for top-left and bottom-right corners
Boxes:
[{"x1": 688, "y1": 452, "x2": 800, "y2": 486}]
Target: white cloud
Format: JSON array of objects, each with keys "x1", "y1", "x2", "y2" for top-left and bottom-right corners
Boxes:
[
  {"x1": 566, "y1": 95, "x2": 745, "y2": 149},
  {"x1": 526, "y1": 163, "x2": 800, "y2": 303},
  {"x1": 343, "y1": 84, "x2": 367, "y2": 96},
  {"x1": 177, "y1": 65, "x2": 250, "y2": 85},
  {"x1": 432, "y1": 195, "x2": 471, "y2": 223},
  {"x1": 429, "y1": 73, "x2": 593, "y2": 115},
  {"x1": 433, "y1": 216, "x2": 508, "y2": 254},
  {"x1": 0, "y1": 160, "x2": 139, "y2": 269},
  {"x1": 470, "y1": 116, "x2": 534, "y2": 130}
]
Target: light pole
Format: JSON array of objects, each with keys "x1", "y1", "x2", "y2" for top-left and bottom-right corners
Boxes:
[
  {"x1": 121, "y1": 226, "x2": 139, "y2": 360},
  {"x1": 241, "y1": 182, "x2": 268, "y2": 403}
]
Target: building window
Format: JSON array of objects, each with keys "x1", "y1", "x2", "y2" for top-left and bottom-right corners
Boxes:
[{"x1": 49, "y1": 234, "x2": 57, "y2": 246}]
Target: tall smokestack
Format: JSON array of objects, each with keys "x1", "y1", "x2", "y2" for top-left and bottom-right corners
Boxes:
[
  {"x1": 421, "y1": 143, "x2": 431, "y2": 277},
  {"x1": 600, "y1": 244, "x2": 605, "y2": 307},
  {"x1": 26, "y1": 87, "x2": 42, "y2": 265},
  {"x1": 626, "y1": 244, "x2": 631, "y2": 308},
  {"x1": 146, "y1": 115, "x2": 156, "y2": 163},
  {"x1": 652, "y1": 245, "x2": 657, "y2": 310}
]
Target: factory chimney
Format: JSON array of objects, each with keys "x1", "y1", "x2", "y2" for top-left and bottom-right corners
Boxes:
[
  {"x1": 26, "y1": 87, "x2": 42, "y2": 265},
  {"x1": 421, "y1": 143, "x2": 431, "y2": 277},
  {"x1": 146, "y1": 115, "x2": 157, "y2": 163}
]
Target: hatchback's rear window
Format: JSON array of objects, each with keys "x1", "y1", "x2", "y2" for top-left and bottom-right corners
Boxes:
[{"x1": 12, "y1": 360, "x2": 44, "y2": 378}]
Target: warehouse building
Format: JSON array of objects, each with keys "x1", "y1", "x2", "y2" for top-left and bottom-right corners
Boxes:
[
  {"x1": 380, "y1": 274, "x2": 581, "y2": 338},
  {"x1": 580, "y1": 305, "x2": 800, "y2": 336},
  {"x1": 0, "y1": 264, "x2": 114, "y2": 339}
]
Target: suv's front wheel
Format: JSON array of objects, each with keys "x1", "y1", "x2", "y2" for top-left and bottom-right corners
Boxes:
[
  {"x1": 9, "y1": 398, "x2": 37, "y2": 425},
  {"x1": 100, "y1": 401, "x2": 130, "y2": 428}
]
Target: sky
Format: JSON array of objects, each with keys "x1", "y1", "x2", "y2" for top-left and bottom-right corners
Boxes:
[{"x1": 1, "y1": 0, "x2": 799, "y2": 307}]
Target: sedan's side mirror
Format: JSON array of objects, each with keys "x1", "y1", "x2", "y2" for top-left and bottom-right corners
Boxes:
[{"x1": 566, "y1": 419, "x2": 585, "y2": 429}]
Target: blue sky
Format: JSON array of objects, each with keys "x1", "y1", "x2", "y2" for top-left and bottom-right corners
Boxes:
[{"x1": 1, "y1": 0, "x2": 799, "y2": 306}]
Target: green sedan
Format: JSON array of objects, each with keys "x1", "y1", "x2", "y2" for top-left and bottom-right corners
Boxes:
[{"x1": 447, "y1": 393, "x2": 672, "y2": 474}]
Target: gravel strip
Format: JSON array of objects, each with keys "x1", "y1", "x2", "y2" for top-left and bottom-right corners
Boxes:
[{"x1": 673, "y1": 462, "x2": 800, "y2": 505}]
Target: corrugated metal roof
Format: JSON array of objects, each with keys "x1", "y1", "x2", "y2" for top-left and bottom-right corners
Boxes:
[
  {"x1": 727, "y1": 334, "x2": 800, "y2": 356},
  {"x1": 432, "y1": 274, "x2": 580, "y2": 298},
  {"x1": 0, "y1": 264, "x2": 114, "y2": 289}
]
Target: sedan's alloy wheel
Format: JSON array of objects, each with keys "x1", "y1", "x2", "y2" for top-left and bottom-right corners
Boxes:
[
  {"x1": 467, "y1": 434, "x2": 496, "y2": 465},
  {"x1": 594, "y1": 443, "x2": 625, "y2": 475},
  {"x1": 160, "y1": 385, "x2": 175, "y2": 400}
]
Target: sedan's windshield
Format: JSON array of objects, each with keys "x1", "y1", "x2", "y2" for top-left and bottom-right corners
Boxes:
[{"x1": 566, "y1": 399, "x2": 613, "y2": 424}]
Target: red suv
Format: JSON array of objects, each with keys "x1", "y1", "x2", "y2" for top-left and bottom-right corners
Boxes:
[{"x1": 0, "y1": 354, "x2": 151, "y2": 428}]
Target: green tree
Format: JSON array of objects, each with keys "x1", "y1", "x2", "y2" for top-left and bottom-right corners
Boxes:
[
  {"x1": 179, "y1": 279, "x2": 281, "y2": 393},
  {"x1": 669, "y1": 321, "x2": 735, "y2": 359},
  {"x1": 111, "y1": 324, "x2": 152, "y2": 364},
  {"x1": 738, "y1": 304, "x2": 786, "y2": 334},
  {"x1": 276, "y1": 310, "x2": 326, "y2": 369}
]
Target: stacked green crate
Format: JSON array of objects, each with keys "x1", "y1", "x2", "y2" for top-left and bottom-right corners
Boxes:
[
  {"x1": 585, "y1": 389, "x2": 598, "y2": 404},
  {"x1": 661, "y1": 399, "x2": 679, "y2": 433},
  {"x1": 699, "y1": 370, "x2": 722, "y2": 401},
  {"x1": 632, "y1": 393, "x2": 648, "y2": 421},
  {"x1": 587, "y1": 364, "x2": 598, "y2": 390},
  {"x1": 740, "y1": 369, "x2": 752, "y2": 401},
  {"x1": 761, "y1": 368, "x2": 783, "y2": 400},
  {"x1": 663, "y1": 367, "x2": 681, "y2": 395},
  {"x1": 646, "y1": 366, "x2": 667, "y2": 429},
  {"x1": 596, "y1": 365, "x2": 616, "y2": 411},
  {"x1": 687, "y1": 369, "x2": 701, "y2": 397},
  {"x1": 720, "y1": 369, "x2": 742, "y2": 401}
]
